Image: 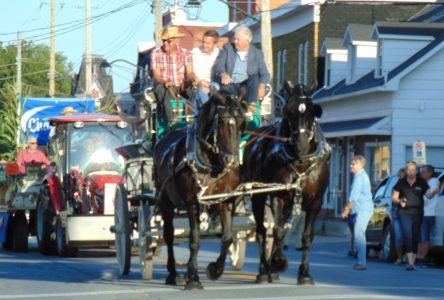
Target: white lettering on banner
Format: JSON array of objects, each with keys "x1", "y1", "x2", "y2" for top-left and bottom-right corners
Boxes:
[{"x1": 20, "y1": 105, "x2": 54, "y2": 133}]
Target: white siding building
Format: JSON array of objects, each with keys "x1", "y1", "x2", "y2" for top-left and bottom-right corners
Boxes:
[{"x1": 314, "y1": 21, "x2": 444, "y2": 216}]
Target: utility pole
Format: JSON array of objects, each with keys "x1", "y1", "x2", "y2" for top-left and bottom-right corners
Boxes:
[
  {"x1": 260, "y1": 0, "x2": 273, "y2": 84},
  {"x1": 153, "y1": 0, "x2": 162, "y2": 47},
  {"x1": 85, "y1": 0, "x2": 92, "y2": 97},
  {"x1": 16, "y1": 31, "x2": 22, "y2": 100},
  {"x1": 49, "y1": 0, "x2": 56, "y2": 98}
]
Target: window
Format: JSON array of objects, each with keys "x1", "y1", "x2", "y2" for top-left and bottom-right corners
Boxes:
[
  {"x1": 324, "y1": 54, "x2": 331, "y2": 87},
  {"x1": 282, "y1": 49, "x2": 287, "y2": 85},
  {"x1": 298, "y1": 44, "x2": 303, "y2": 84},
  {"x1": 303, "y1": 41, "x2": 309, "y2": 85},
  {"x1": 365, "y1": 143, "x2": 391, "y2": 183},
  {"x1": 276, "y1": 50, "x2": 282, "y2": 91},
  {"x1": 376, "y1": 39, "x2": 383, "y2": 77}
]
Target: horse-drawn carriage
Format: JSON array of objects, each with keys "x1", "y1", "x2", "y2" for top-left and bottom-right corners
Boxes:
[{"x1": 112, "y1": 82, "x2": 330, "y2": 289}]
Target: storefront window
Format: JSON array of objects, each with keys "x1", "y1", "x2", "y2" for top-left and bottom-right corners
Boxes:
[{"x1": 366, "y1": 143, "x2": 391, "y2": 183}]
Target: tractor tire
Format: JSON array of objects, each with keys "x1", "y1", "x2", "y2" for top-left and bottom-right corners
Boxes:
[
  {"x1": 2, "y1": 213, "x2": 14, "y2": 250},
  {"x1": 12, "y1": 211, "x2": 29, "y2": 252},
  {"x1": 36, "y1": 186, "x2": 56, "y2": 255}
]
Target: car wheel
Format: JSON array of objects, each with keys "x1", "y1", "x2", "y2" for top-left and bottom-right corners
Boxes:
[{"x1": 380, "y1": 224, "x2": 396, "y2": 262}]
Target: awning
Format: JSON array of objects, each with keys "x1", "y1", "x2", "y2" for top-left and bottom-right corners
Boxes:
[{"x1": 320, "y1": 116, "x2": 391, "y2": 138}]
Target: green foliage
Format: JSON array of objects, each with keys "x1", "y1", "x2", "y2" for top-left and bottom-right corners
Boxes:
[
  {"x1": 0, "y1": 40, "x2": 73, "y2": 97},
  {"x1": 97, "y1": 94, "x2": 119, "y2": 115}
]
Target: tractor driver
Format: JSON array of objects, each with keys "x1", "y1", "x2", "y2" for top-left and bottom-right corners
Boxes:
[{"x1": 16, "y1": 136, "x2": 50, "y2": 175}]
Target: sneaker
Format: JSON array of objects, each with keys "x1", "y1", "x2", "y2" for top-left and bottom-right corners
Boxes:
[
  {"x1": 394, "y1": 258, "x2": 402, "y2": 265},
  {"x1": 406, "y1": 264, "x2": 416, "y2": 271},
  {"x1": 353, "y1": 264, "x2": 367, "y2": 270}
]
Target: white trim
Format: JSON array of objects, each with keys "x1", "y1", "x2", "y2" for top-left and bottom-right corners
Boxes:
[
  {"x1": 298, "y1": 44, "x2": 303, "y2": 84},
  {"x1": 352, "y1": 41, "x2": 377, "y2": 46},
  {"x1": 376, "y1": 34, "x2": 435, "y2": 41}
]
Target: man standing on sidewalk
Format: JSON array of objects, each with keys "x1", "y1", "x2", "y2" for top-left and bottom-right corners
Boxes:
[{"x1": 342, "y1": 155, "x2": 374, "y2": 270}]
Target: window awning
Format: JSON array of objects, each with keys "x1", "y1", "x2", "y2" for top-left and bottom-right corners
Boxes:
[{"x1": 320, "y1": 116, "x2": 391, "y2": 138}]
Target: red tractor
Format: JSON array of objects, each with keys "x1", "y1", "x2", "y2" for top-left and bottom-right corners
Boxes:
[{"x1": 36, "y1": 113, "x2": 132, "y2": 256}]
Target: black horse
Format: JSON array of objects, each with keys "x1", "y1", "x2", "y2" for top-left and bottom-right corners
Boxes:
[
  {"x1": 242, "y1": 82, "x2": 330, "y2": 285},
  {"x1": 153, "y1": 91, "x2": 248, "y2": 290}
]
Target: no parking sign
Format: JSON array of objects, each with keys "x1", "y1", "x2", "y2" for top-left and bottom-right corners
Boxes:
[{"x1": 413, "y1": 141, "x2": 427, "y2": 165}]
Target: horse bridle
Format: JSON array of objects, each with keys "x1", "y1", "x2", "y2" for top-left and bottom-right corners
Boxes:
[
  {"x1": 201, "y1": 102, "x2": 245, "y2": 160},
  {"x1": 287, "y1": 95, "x2": 316, "y2": 145}
]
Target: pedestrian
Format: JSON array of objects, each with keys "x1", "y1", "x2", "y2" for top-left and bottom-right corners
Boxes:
[
  {"x1": 283, "y1": 210, "x2": 305, "y2": 251},
  {"x1": 417, "y1": 165, "x2": 440, "y2": 265},
  {"x1": 191, "y1": 29, "x2": 220, "y2": 105},
  {"x1": 392, "y1": 161, "x2": 434, "y2": 271},
  {"x1": 341, "y1": 155, "x2": 374, "y2": 270},
  {"x1": 214, "y1": 25, "x2": 270, "y2": 117},
  {"x1": 392, "y1": 168, "x2": 406, "y2": 265}
]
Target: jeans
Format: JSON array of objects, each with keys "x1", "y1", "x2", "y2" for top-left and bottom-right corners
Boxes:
[
  {"x1": 284, "y1": 211, "x2": 306, "y2": 249},
  {"x1": 354, "y1": 210, "x2": 373, "y2": 265},
  {"x1": 219, "y1": 74, "x2": 260, "y2": 102},
  {"x1": 391, "y1": 210, "x2": 404, "y2": 247},
  {"x1": 420, "y1": 216, "x2": 435, "y2": 243},
  {"x1": 154, "y1": 84, "x2": 176, "y2": 125},
  {"x1": 399, "y1": 213, "x2": 422, "y2": 254}
]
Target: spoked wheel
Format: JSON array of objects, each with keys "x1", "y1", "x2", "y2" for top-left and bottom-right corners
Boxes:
[
  {"x1": 36, "y1": 186, "x2": 56, "y2": 255},
  {"x1": 55, "y1": 217, "x2": 78, "y2": 257},
  {"x1": 114, "y1": 184, "x2": 131, "y2": 275},
  {"x1": 2, "y1": 213, "x2": 14, "y2": 250},
  {"x1": 138, "y1": 204, "x2": 154, "y2": 280},
  {"x1": 12, "y1": 211, "x2": 29, "y2": 252},
  {"x1": 228, "y1": 232, "x2": 247, "y2": 271}
]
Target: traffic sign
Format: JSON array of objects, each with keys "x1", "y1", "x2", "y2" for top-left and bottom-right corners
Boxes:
[{"x1": 413, "y1": 141, "x2": 427, "y2": 165}]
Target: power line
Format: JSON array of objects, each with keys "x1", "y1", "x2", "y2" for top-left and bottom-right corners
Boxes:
[
  {"x1": 0, "y1": 69, "x2": 49, "y2": 82},
  {"x1": 0, "y1": 0, "x2": 146, "y2": 43}
]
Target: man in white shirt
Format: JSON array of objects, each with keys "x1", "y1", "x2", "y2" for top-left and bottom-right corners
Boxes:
[
  {"x1": 417, "y1": 165, "x2": 440, "y2": 264},
  {"x1": 191, "y1": 29, "x2": 220, "y2": 105}
]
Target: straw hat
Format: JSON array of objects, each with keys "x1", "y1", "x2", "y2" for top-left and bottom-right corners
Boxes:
[
  {"x1": 61, "y1": 106, "x2": 78, "y2": 116},
  {"x1": 157, "y1": 26, "x2": 185, "y2": 41}
]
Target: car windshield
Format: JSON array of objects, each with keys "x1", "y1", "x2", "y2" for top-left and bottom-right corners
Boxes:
[{"x1": 68, "y1": 122, "x2": 131, "y2": 175}]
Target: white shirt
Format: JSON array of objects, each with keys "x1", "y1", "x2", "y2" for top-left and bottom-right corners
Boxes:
[
  {"x1": 191, "y1": 47, "x2": 219, "y2": 82},
  {"x1": 424, "y1": 177, "x2": 439, "y2": 216}
]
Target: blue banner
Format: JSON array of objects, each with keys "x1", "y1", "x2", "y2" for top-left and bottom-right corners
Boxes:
[{"x1": 19, "y1": 98, "x2": 95, "y2": 146}]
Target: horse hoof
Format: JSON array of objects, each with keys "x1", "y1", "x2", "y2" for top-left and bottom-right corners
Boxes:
[
  {"x1": 165, "y1": 274, "x2": 179, "y2": 286},
  {"x1": 298, "y1": 275, "x2": 314, "y2": 286},
  {"x1": 271, "y1": 273, "x2": 280, "y2": 282},
  {"x1": 206, "y1": 262, "x2": 224, "y2": 281},
  {"x1": 184, "y1": 280, "x2": 204, "y2": 291},
  {"x1": 255, "y1": 274, "x2": 270, "y2": 284},
  {"x1": 271, "y1": 255, "x2": 288, "y2": 273}
]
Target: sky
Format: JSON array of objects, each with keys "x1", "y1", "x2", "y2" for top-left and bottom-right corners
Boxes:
[{"x1": 0, "y1": 0, "x2": 228, "y2": 93}]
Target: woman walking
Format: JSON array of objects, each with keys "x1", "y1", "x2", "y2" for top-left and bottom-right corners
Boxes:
[
  {"x1": 392, "y1": 161, "x2": 433, "y2": 271},
  {"x1": 342, "y1": 155, "x2": 374, "y2": 270}
]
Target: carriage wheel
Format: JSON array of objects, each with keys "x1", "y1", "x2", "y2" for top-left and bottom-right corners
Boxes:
[
  {"x1": 228, "y1": 232, "x2": 247, "y2": 271},
  {"x1": 55, "y1": 217, "x2": 78, "y2": 257},
  {"x1": 138, "y1": 204, "x2": 154, "y2": 280},
  {"x1": 114, "y1": 184, "x2": 131, "y2": 275}
]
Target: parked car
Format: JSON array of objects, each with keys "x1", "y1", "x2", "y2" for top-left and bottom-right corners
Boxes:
[{"x1": 366, "y1": 173, "x2": 444, "y2": 262}]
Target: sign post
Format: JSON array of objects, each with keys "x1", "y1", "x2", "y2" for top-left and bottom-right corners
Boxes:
[{"x1": 413, "y1": 141, "x2": 427, "y2": 166}]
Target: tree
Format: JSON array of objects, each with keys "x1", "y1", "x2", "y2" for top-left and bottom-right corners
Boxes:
[
  {"x1": 0, "y1": 40, "x2": 74, "y2": 160},
  {"x1": 0, "y1": 40, "x2": 73, "y2": 97}
]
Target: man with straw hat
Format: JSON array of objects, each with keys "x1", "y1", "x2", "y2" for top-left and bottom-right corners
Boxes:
[{"x1": 150, "y1": 26, "x2": 196, "y2": 126}]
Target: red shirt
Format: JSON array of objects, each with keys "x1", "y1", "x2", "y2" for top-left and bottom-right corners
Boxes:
[
  {"x1": 150, "y1": 45, "x2": 193, "y2": 86},
  {"x1": 16, "y1": 149, "x2": 50, "y2": 174}
]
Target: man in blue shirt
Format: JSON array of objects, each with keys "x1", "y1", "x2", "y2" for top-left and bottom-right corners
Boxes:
[
  {"x1": 214, "y1": 25, "x2": 270, "y2": 115},
  {"x1": 342, "y1": 155, "x2": 374, "y2": 270}
]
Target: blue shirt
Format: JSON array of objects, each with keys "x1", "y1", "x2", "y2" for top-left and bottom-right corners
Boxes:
[
  {"x1": 232, "y1": 53, "x2": 248, "y2": 83},
  {"x1": 349, "y1": 169, "x2": 374, "y2": 213}
]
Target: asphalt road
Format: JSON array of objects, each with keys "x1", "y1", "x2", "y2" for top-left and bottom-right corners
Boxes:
[{"x1": 1, "y1": 236, "x2": 443, "y2": 300}]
